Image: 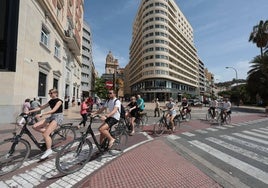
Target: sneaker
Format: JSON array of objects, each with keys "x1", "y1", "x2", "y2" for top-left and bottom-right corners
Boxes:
[{"x1": 40, "y1": 149, "x2": 52, "y2": 159}]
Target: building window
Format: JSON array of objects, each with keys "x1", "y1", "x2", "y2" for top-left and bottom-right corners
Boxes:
[
  {"x1": 41, "y1": 25, "x2": 50, "y2": 47},
  {"x1": 38, "y1": 72, "x2": 47, "y2": 97},
  {"x1": 54, "y1": 41, "x2": 60, "y2": 58},
  {"x1": 53, "y1": 78, "x2": 58, "y2": 89}
]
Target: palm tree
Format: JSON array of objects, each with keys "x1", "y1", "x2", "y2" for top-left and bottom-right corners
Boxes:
[
  {"x1": 249, "y1": 20, "x2": 268, "y2": 56},
  {"x1": 247, "y1": 55, "x2": 268, "y2": 105}
]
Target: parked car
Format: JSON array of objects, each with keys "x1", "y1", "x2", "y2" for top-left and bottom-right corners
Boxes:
[{"x1": 188, "y1": 99, "x2": 201, "y2": 106}]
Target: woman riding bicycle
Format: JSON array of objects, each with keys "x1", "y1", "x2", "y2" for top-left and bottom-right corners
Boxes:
[
  {"x1": 125, "y1": 96, "x2": 138, "y2": 135},
  {"x1": 27, "y1": 88, "x2": 63, "y2": 159},
  {"x1": 164, "y1": 97, "x2": 176, "y2": 132}
]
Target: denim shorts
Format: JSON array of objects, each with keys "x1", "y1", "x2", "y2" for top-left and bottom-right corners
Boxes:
[
  {"x1": 168, "y1": 110, "x2": 177, "y2": 116},
  {"x1": 45, "y1": 113, "x2": 63, "y2": 126}
]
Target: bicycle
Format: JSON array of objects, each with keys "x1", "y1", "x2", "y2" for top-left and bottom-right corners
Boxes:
[
  {"x1": 179, "y1": 107, "x2": 191, "y2": 121},
  {"x1": 123, "y1": 109, "x2": 148, "y2": 133},
  {"x1": 153, "y1": 110, "x2": 180, "y2": 136},
  {"x1": 55, "y1": 115, "x2": 128, "y2": 174},
  {"x1": 216, "y1": 108, "x2": 231, "y2": 125},
  {"x1": 135, "y1": 111, "x2": 148, "y2": 131},
  {"x1": 0, "y1": 113, "x2": 76, "y2": 176},
  {"x1": 206, "y1": 107, "x2": 219, "y2": 122}
]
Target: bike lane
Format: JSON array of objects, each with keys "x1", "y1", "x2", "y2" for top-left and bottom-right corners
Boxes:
[
  {"x1": 76, "y1": 113, "x2": 266, "y2": 188},
  {"x1": 0, "y1": 105, "x2": 266, "y2": 187}
]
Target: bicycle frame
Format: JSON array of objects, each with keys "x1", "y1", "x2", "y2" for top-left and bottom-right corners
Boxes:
[
  {"x1": 159, "y1": 110, "x2": 170, "y2": 127},
  {"x1": 12, "y1": 115, "x2": 46, "y2": 151},
  {"x1": 81, "y1": 116, "x2": 109, "y2": 154}
]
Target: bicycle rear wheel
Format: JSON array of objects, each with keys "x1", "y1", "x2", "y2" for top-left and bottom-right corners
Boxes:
[
  {"x1": 55, "y1": 138, "x2": 93, "y2": 174},
  {"x1": 173, "y1": 115, "x2": 180, "y2": 129},
  {"x1": 141, "y1": 114, "x2": 148, "y2": 125},
  {"x1": 153, "y1": 120, "x2": 165, "y2": 136},
  {"x1": 135, "y1": 118, "x2": 144, "y2": 132},
  {"x1": 51, "y1": 124, "x2": 76, "y2": 152},
  {"x1": 110, "y1": 130, "x2": 128, "y2": 153},
  {"x1": 0, "y1": 138, "x2": 30, "y2": 176},
  {"x1": 226, "y1": 114, "x2": 231, "y2": 124}
]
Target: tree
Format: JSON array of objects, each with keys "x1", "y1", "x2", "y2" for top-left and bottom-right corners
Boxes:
[
  {"x1": 94, "y1": 77, "x2": 108, "y2": 99},
  {"x1": 247, "y1": 55, "x2": 268, "y2": 105},
  {"x1": 249, "y1": 20, "x2": 268, "y2": 56}
]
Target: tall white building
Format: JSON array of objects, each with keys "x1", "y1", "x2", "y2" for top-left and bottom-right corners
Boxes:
[
  {"x1": 127, "y1": 0, "x2": 199, "y2": 101},
  {"x1": 81, "y1": 21, "x2": 95, "y2": 98},
  {"x1": 0, "y1": 0, "x2": 83, "y2": 123}
]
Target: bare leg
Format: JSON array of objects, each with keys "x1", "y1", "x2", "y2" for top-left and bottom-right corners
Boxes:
[
  {"x1": 99, "y1": 124, "x2": 115, "y2": 148},
  {"x1": 33, "y1": 119, "x2": 47, "y2": 133},
  {"x1": 43, "y1": 120, "x2": 57, "y2": 149}
]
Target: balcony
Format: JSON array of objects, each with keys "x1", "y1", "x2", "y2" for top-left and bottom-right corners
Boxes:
[{"x1": 64, "y1": 29, "x2": 80, "y2": 56}]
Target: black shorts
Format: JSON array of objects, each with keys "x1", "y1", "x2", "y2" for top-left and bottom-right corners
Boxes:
[{"x1": 105, "y1": 117, "x2": 119, "y2": 128}]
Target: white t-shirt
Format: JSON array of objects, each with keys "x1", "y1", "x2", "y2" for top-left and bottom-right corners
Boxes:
[
  {"x1": 223, "y1": 101, "x2": 231, "y2": 111},
  {"x1": 105, "y1": 98, "x2": 121, "y2": 120}
]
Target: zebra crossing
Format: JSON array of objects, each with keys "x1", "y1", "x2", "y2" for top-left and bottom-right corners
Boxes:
[{"x1": 168, "y1": 117, "x2": 268, "y2": 187}]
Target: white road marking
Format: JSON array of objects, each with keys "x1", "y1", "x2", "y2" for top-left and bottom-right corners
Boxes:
[
  {"x1": 181, "y1": 132, "x2": 195, "y2": 137},
  {"x1": 242, "y1": 130, "x2": 268, "y2": 139},
  {"x1": 189, "y1": 140, "x2": 268, "y2": 185},
  {"x1": 206, "y1": 137, "x2": 268, "y2": 165},
  {"x1": 220, "y1": 135, "x2": 268, "y2": 154},
  {"x1": 232, "y1": 133, "x2": 268, "y2": 145}
]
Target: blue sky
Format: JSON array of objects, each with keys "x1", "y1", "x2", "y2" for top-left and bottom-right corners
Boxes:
[{"x1": 84, "y1": 0, "x2": 268, "y2": 82}]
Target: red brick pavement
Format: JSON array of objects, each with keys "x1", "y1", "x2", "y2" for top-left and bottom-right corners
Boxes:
[
  {"x1": 77, "y1": 113, "x2": 267, "y2": 188},
  {"x1": 78, "y1": 139, "x2": 222, "y2": 188}
]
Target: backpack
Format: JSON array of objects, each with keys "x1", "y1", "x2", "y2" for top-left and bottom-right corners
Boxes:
[
  {"x1": 106, "y1": 98, "x2": 126, "y2": 119},
  {"x1": 114, "y1": 99, "x2": 126, "y2": 119}
]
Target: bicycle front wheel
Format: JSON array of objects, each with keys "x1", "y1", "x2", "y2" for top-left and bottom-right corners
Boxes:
[
  {"x1": 185, "y1": 112, "x2": 191, "y2": 121},
  {"x1": 206, "y1": 111, "x2": 212, "y2": 121},
  {"x1": 0, "y1": 138, "x2": 30, "y2": 176},
  {"x1": 55, "y1": 138, "x2": 93, "y2": 174},
  {"x1": 51, "y1": 125, "x2": 76, "y2": 152},
  {"x1": 153, "y1": 120, "x2": 165, "y2": 136}
]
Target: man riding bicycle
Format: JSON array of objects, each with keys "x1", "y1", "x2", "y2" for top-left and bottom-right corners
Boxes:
[
  {"x1": 209, "y1": 98, "x2": 218, "y2": 119},
  {"x1": 180, "y1": 97, "x2": 189, "y2": 119},
  {"x1": 221, "y1": 98, "x2": 232, "y2": 122},
  {"x1": 91, "y1": 90, "x2": 121, "y2": 149}
]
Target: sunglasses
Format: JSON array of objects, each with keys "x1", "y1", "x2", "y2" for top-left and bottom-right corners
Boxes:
[
  {"x1": 108, "y1": 92, "x2": 113, "y2": 94},
  {"x1": 48, "y1": 92, "x2": 53, "y2": 94}
]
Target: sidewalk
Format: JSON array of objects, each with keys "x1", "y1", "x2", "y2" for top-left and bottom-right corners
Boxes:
[{"x1": 78, "y1": 139, "x2": 222, "y2": 188}]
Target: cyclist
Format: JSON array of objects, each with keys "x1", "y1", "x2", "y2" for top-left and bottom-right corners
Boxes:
[
  {"x1": 27, "y1": 88, "x2": 63, "y2": 159},
  {"x1": 136, "y1": 94, "x2": 145, "y2": 112},
  {"x1": 209, "y1": 98, "x2": 218, "y2": 119},
  {"x1": 165, "y1": 97, "x2": 176, "y2": 132},
  {"x1": 125, "y1": 96, "x2": 138, "y2": 135},
  {"x1": 91, "y1": 90, "x2": 120, "y2": 149},
  {"x1": 221, "y1": 98, "x2": 232, "y2": 122},
  {"x1": 180, "y1": 97, "x2": 189, "y2": 119}
]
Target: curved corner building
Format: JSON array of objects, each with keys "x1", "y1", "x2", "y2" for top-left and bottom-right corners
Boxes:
[{"x1": 128, "y1": 0, "x2": 199, "y2": 101}]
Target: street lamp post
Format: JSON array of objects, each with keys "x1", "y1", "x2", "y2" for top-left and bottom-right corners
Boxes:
[
  {"x1": 225, "y1": 66, "x2": 238, "y2": 85},
  {"x1": 225, "y1": 66, "x2": 240, "y2": 106}
]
